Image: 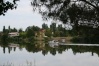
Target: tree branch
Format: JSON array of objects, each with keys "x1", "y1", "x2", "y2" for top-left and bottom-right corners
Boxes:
[{"x1": 81, "y1": 0, "x2": 99, "y2": 12}]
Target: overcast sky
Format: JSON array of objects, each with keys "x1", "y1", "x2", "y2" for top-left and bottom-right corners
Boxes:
[{"x1": 0, "y1": 0, "x2": 52, "y2": 31}]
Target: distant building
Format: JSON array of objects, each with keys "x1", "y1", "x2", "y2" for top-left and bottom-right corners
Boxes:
[
  {"x1": 35, "y1": 29, "x2": 47, "y2": 38},
  {"x1": 8, "y1": 32, "x2": 19, "y2": 37}
]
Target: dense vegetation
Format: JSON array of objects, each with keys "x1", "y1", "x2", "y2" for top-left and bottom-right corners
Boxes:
[
  {"x1": 31, "y1": 0, "x2": 99, "y2": 43},
  {"x1": 31, "y1": 0, "x2": 99, "y2": 26},
  {"x1": 0, "y1": 23, "x2": 71, "y2": 43},
  {"x1": 0, "y1": 22, "x2": 99, "y2": 43},
  {"x1": 1, "y1": 0, "x2": 99, "y2": 43}
]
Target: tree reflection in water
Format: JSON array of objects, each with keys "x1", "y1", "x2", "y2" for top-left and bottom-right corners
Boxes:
[{"x1": 0, "y1": 41, "x2": 99, "y2": 56}]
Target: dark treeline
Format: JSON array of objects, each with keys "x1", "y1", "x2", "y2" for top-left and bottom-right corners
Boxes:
[
  {"x1": 1, "y1": 22, "x2": 99, "y2": 43},
  {"x1": 0, "y1": 23, "x2": 71, "y2": 43}
]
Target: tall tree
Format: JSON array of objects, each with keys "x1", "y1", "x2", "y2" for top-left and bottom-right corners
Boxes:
[
  {"x1": 31, "y1": 0, "x2": 99, "y2": 28},
  {"x1": 50, "y1": 23, "x2": 56, "y2": 34},
  {"x1": 8, "y1": 26, "x2": 11, "y2": 32},
  {"x1": 12, "y1": 28, "x2": 17, "y2": 32},
  {"x1": 25, "y1": 26, "x2": 40, "y2": 38},
  {"x1": 42, "y1": 23, "x2": 48, "y2": 29},
  {"x1": 26, "y1": 26, "x2": 34, "y2": 37},
  {"x1": 58, "y1": 24, "x2": 63, "y2": 31},
  {"x1": 19, "y1": 28, "x2": 23, "y2": 32},
  {"x1": 3, "y1": 26, "x2": 5, "y2": 33}
]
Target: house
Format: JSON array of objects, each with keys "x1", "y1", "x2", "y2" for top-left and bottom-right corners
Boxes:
[
  {"x1": 8, "y1": 32, "x2": 19, "y2": 37},
  {"x1": 39, "y1": 29, "x2": 46, "y2": 37},
  {"x1": 35, "y1": 29, "x2": 47, "y2": 38}
]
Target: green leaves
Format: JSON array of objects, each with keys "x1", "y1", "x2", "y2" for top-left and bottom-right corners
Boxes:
[
  {"x1": 32, "y1": 0, "x2": 99, "y2": 28},
  {"x1": 0, "y1": 0, "x2": 19, "y2": 16}
]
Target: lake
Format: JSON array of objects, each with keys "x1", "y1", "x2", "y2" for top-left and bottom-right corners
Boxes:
[{"x1": 0, "y1": 42, "x2": 99, "y2": 66}]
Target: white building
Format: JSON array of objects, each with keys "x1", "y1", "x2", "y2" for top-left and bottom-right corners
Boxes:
[{"x1": 8, "y1": 32, "x2": 19, "y2": 37}]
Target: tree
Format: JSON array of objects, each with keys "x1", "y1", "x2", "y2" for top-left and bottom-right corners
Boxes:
[
  {"x1": 26, "y1": 26, "x2": 35, "y2": 37},
  {"x1": 45, "y1": 28, "x2": 52, "y2": 37},
  {"x1": 19, "y1": 28, "x2": 23, "y2": 33},
  {"x1": 31, "y1": 0, "x2": 99, "y2": 28},
  {"x1": 11, "y1": 28, "x2": 17, "y2": 32},
  {"x1": 19, "y1": 32, "x2": 26, "y2": 38},
  {"x1": 25, "y1": 26, "x2": 40, "y2": 38},
  {"x1": 8, "y1": 26, "x2": 11, "y2": 32},
  {"x1": 2, "y1": 26, "x2": 8, "y2": 42},
  {"x1": 58, "y1": 24, "x2": 63, "y2": 31},
  {"x1": 42, "y1": 23, "x2": 48, "y2": 29},
  {"x1": 3, "y1": 26, "x2": 5, "y2": 33},
  {"x1": 0, "y1": 0, "x2": 19, "y2": 16},
  {"x1": 32, "y1": 26, "x2": 40, "y2": 31},
  {"x1": 50, "y1": 23, "x2": 56, "y2": 34}
]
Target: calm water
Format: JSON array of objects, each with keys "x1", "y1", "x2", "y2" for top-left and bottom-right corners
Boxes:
[{"x1": 0, "y1": 42, "x2": 99, "y2": 66}]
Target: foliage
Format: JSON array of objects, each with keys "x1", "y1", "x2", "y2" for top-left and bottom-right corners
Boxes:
[
  {"x1": 50, "y1": 23, "x2": 56, "y2": 34},
  {"x1": 25, "y1": 26, "x2": 40, "y2": 38},
  {"x1": 18, "y1": 28, "x2": 23, "y2": 33},
  {"x1": 19, "y1": 32, "x2": 26, "y2": 38},
  {"x1": 26, "y1": 26, "x2": 35, "y2": 37},
  {"x1": 1, "y1": 22, "x2": 99, "y2": 43},
  {"x1": 42, "y1": 23, "x2": 48, "y2": 29},
  {"x1": 0, "y1": 0, "x2": 19, "y2": 15},
  {"x1": 45, "y1": 28, "x2": 52, "y2": 37},
  {"x1": 31, "y1": 0, "x2": 99, "y2": 28}
]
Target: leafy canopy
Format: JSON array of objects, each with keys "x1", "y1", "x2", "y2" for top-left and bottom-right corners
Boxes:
[
  {"x1": 0, "y1": 0, "x2": 19, "y2": 16},
  {"x1": 31, "y1": 0, "x2": 99, "y2": 28}
]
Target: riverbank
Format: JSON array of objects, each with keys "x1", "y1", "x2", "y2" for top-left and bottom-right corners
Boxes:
[
  {"x1": 51, "y1": 36, "x2": 99, "y2": 44},
  {"x1": 51, "y1": 37, "x2": 73, "y2": 43}
]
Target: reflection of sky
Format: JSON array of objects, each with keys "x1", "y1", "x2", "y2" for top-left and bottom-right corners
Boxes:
[{"x1": 0, "y1": 47, "x2": 99, "y2": 66}]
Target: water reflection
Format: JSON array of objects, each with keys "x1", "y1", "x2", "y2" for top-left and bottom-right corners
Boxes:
[
  {"x1": 0, "y1": 41, "x2": 99, "y2": 56},
  {"x1": 0, "y1": 41, "x2": 99, "y2": 66}
]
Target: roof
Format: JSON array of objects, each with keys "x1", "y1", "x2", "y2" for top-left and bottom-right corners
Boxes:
[{"x1": 8, "y1": 32, "x2": 19, "y2": 34}]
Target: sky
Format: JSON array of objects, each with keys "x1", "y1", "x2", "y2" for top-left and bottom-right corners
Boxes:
[{"x1": 0, "y1": 0, "x2": 52, "y2": 31}]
